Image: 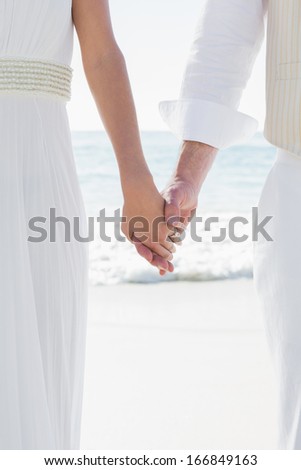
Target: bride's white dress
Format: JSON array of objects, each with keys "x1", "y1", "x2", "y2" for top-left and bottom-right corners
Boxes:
[{"x1": 0, "y1": 0, "x2": 88, "y2": 449}]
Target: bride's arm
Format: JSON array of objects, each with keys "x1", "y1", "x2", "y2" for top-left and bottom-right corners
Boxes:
[{"x1": 72, "y1": 0, "x2": 175, "y2": 273}]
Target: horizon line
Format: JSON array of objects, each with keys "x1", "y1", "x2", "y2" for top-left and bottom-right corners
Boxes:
[{"x1": 70, "y1": 128, "x2": 265, "y2": 134}]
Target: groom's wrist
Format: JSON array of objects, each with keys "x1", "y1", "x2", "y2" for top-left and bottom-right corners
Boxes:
[{"x1": 175, "y1": 141, "x2": 218, "y2": 191}]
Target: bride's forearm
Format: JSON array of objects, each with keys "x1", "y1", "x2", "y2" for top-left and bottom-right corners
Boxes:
[
  {"x1": 73, "y1": 0, "x2": 152, "y2": 191},
  {"x1": 83, "y1": 47, "x2": 152, "y2": 188}
]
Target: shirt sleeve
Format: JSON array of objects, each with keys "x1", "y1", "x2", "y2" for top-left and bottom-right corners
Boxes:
[{"x1": 159, "y1": 0, "x2": 268, "y2": 149}]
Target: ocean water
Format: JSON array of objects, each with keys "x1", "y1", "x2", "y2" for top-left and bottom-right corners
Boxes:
[{"x1": 72, "y1": 131, "x2": 276, "y2": 285}]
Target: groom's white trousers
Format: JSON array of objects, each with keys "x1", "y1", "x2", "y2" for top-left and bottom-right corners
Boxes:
[{"x1": 254, "y1": 147, "x2": 301, "y2": 449}]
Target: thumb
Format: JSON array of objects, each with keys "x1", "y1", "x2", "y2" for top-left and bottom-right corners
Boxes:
[{"x1": 164, "y1": 192, "x2": 182, "y2": 229}]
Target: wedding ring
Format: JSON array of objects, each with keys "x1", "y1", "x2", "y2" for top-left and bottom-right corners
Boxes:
[
  {"x1": 168, "y1": 228, "x2": 184, "y2": 243},
  {"x1": 173, "y1": 230, "x2": 182, "y2": 239}
]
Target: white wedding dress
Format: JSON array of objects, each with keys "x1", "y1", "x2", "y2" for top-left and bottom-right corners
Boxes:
[{"x1": 0, "y1": 0, "x2": 88, "y2": 449}]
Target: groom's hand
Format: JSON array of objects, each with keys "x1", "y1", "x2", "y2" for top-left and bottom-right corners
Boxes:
[
  {"x1": 126, "y1": 142, "x2": 217, "y2": 275},
  {"x1": 161, "y1": 179, "x2": 198, "y2": 241},
  {"x1": 162, "y1": 141, "x2": 218, "y2": 238}
]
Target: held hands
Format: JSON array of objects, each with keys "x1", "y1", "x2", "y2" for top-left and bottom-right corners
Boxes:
[
  {"x1": 122, "y1": 175, "x2": 199, "y2": 275},
  {"x1": 122, "y1": 142, "x2": 217, "y2": 274}
]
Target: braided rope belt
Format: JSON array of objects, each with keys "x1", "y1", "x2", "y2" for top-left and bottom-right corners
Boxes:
[{"x1": 0, "y1": 57, "x2": 73, "y2": 101}]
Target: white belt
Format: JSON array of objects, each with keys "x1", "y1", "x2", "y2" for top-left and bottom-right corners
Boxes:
[{"x1": 0, "y1": 57, "x2": 73, "y2": 101}]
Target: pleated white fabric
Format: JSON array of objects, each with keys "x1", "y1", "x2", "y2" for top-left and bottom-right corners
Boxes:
[
  {"x1": 0, "y1": 0, "x2": 89, "y2": 449},
  {"x1": 254, "y1": 148, "x2": 301, "y2": 449}
]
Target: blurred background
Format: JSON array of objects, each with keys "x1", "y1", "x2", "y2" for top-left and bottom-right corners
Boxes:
[
  {"x1": 70, "y1": 1, "x2": 278, "y2": 449},
  {"x1": 69, "y1": 0, "x2": 274, "y2": 286}
]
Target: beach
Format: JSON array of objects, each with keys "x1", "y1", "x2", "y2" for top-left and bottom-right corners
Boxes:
[
  {"x1": 81, "y1": 279, "x2": 278, "y2": 450},
  {"x1": 74, "y1": 131, "x2": 278, "y2": 449},
  {"x1": 73, "y1": 131, "x2": 276, "y2": 286}
]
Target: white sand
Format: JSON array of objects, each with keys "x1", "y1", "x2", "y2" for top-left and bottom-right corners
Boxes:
[{"x1": 80, "y1": 279, "x2": 278, "y2": 449}]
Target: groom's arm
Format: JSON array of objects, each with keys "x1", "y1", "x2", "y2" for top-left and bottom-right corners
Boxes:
[
  {"x1": 160, "y1": 0, "x2": 268, "y2": 228},
  {"x1": 160, "y1": 0, "x2": 268, "y2": 149}
]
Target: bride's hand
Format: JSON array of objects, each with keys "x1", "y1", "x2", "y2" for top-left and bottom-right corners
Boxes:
[{"x1": 121, "y1": 173, "x2": 176, "y2": 274}]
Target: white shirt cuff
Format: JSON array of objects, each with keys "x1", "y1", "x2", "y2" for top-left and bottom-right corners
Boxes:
[{"x1": 159, "y1": 99, "x2": 258, "y2": 149}]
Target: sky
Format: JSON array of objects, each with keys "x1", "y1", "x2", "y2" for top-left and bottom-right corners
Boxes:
[{"x1": 68, "y1": 0, "x2": 267, "y2": 131}]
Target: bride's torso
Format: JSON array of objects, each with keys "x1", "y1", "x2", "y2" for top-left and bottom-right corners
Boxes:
[
  {"x1": 0, "y1": 0, "x2": 73, "y2": 65},
  {"x1": 0, "y1": 0, "x2": 76, "y2": 177}
]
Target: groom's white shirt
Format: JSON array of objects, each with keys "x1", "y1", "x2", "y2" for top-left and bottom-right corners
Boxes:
[{"x1": 159, "y1": 0, "x2": 268, "y2": 149}]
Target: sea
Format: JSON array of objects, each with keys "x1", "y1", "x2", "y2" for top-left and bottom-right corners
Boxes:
[{"x1": 71, "y1": 131, "x2": 276, "y2": 285}]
